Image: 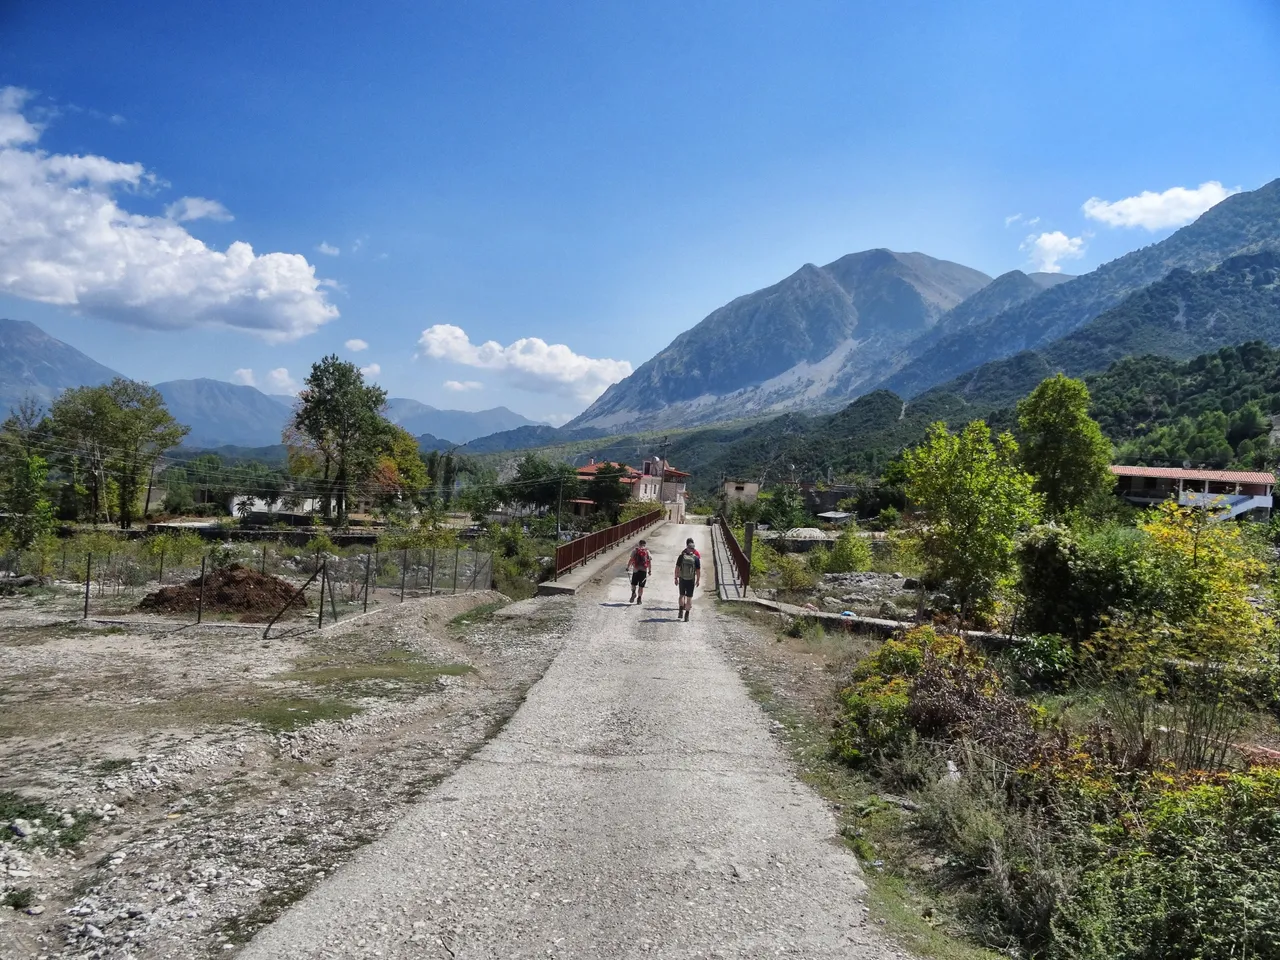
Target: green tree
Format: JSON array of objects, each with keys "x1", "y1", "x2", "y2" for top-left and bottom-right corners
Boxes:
[
  {"x1": 902, "y1": 421, "x2": 1042, "y2": 619},
  {"x1": 586, "y1": 464, "x2": 630, "y2": 524},
  {"x1": 105, "y1": 379, "x2": 189, "y2": 529},
  {"x1": 47, "y1": 379, "x2": 187, "y2": 528},
  {"x1": 761, "y1": 486, "x2": 808, "y2": 532},
  {"x1": 1016, "y1": 374, "x2": 1113, "y2": 518},
  {"x1": 0, "y1": 445, "x2": 53, "y2": 548},
  {"x1": 508, "y1": 455, "x2": 580, "y2": 513},
  {"x1": 289, "y1": 356, "x2": 389, "y2": 525}
]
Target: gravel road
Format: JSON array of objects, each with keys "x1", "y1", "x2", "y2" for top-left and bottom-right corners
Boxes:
[{"x1": 239, "y1": 523, "x2": 902, "y2": 959}]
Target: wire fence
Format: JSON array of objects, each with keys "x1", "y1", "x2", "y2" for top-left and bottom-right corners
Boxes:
[{"x1": 0, "y1": 536, "x2": 492, "y2": 632}]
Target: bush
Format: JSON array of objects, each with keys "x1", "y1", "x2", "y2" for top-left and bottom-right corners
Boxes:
[
  {"x1": 1053, "y1": 767, "x2": 1280, "y2": 960},
  {"x1": 775, "y1": 552, "x2": 817, "y2": 593},
  {"x1": 1004, "y1": 633, "x2": 1075, "y2": 690},
  {"x1": 833, "y1": 626, "x2": 966, "y2": 765},
  {"x1": 825, "y1": 528, "x2": 872, "y2": 573}
]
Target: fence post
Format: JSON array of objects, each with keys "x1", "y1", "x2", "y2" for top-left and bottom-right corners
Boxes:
[
  {"x1": 452, "y1": 545, "x2": 460, "y2": 595},
  {"x1": 400, "y1": 548, "x2": 407, "y2": 603},
  {"x1": 61, "y1": 543, "x2": 67, "y2": 576},
  {"x1": 319, "y1": 558, "x2": 328, "y2": 628},
  {"x1": 362, "y1": 550, "x2": 371, "y2": 612},
  {"x1": 429, "y1": 548, "x2": 436, "y2": 594},
  {"x1": 196, "y1": 555, "x2": 207, "y2": 624},
  {"x1": 468, "y1": 550, "x2": 478, "y2": 591},
  {"x1": 83, "y1": 552, "x2": 92, "y2": 620},
  {"x1": 158, "y1": 544, "x2": 165, "y2": 585},
  {"x1": 371, "y1": 545, "x2": 379, "y2": 599},
  {"x1": 260, "y1": 542, "x2": 267, "y2": 575}
]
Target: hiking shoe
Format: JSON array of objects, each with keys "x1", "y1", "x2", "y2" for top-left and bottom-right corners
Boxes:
[{"x1": 629, "y1": 591, "x2": 636, "y2": 603}]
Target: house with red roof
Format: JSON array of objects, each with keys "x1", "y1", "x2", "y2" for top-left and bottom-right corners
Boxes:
[
  {"x1": 1110, "y1": 465, "x2": 1274, "y2": 520},
  {"x1": 571, "y1": 457, "x2": 690, "y2": 521}
]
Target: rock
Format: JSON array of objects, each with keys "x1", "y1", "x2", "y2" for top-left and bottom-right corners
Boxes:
[
  {"x1": 878, "y1": 602, "x2": 900, "y2": 620},
  {"x1": 939, "y1": 760, "x2": 962, "y2": 785},
  {"x1": 9, "y1": 818, "x2": 34, "y2": 838},
  {"x1": 26, "y1": 905, "x2": 45, "y2": 916},
  {"x1": 820, "y1": 597, "x2": 843, "y2": 612},
  {"x1": 902, "y1": 577, "x2": 919, "y2": 590}
]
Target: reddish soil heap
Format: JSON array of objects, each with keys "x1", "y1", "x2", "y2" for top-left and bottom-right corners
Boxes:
[{"x1": 138, "y1": 564, "x2": 307, "y2": 618}]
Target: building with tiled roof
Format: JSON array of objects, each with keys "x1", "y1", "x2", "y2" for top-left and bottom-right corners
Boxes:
[{"x1": 1111, "y1": 465, "x2": 1274, "y2": 520}]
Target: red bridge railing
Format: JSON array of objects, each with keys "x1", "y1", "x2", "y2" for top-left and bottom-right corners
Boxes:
[
  {"x1": 554, "y1": 508, "x2": 665, "y2": 578},
  {"x1": 716, "y1": 515, "x2": 751, "y2": 590}
]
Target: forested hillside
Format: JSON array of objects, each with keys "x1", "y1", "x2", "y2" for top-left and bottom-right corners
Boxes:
[{"x1": 1087, "y1": 341, "x2": 1280, "y2": 469}]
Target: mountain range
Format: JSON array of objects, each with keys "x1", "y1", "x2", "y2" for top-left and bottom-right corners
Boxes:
[
  {"x1": 569, "y1": 178, "x2": 1280, "y2": 434},
  {"x1": 0, "y1": 319, "x2": 544, "y2": 449}
]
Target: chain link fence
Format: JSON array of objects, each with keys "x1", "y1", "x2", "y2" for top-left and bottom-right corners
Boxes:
[{"x1": 0, "y1": 533, "x2": 492, "y2": 631}]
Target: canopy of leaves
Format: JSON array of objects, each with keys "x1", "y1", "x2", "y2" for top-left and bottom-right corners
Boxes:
[
  {"x1": 902, "y1": 420, "x2": 1042, "y2": 617},
  {"x1": 1016, "y1": 373, "x2": 1113, "y2": 518}
]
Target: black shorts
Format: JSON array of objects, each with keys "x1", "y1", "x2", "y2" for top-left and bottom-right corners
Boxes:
[
  {"x1": 631, "y1": 570, "x2": 648, "y2": 587},
  {"x1": 678, "y1": 579, "x2": 696, "y2": 598}
]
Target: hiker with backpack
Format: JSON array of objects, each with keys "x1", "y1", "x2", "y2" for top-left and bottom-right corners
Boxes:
[
  {"x1": 627, "y1": 539, "x2": 652, "y2": 604},
  {"x1": 674, "y1": 539, "x2": 701, "y2": 621}
]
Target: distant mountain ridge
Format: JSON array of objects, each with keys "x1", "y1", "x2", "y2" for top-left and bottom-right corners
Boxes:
[
  {"x1": 882, "y1": 177, "x2": 1280, "y2": 399},
  {"x1": 570, "y1": 249, "x2": 993, "y2": 431},
  {"x1": 0, "y1": 318, "x2": 546, "y2": 448},
  {"x1": 924, "y1": 249, "x2": 1280, "y2": 410},
  {"x1": 153, "y1": 379, "x2": 293, "y2": 449},
  {"x1": 0, "y1": 318, "x2": 122, "y2": 414},
  {"x1": 383, "y1": 398, "x2": 544, "y2": 445}
]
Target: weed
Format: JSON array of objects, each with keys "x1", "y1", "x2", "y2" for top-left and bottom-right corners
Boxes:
[
  {"x1": 94, "y1": 757, "x2": 134, "y2": 775},
  {"x1": 449, "y1": 600, "x2": 507, "y2": 626},
  {"x1": 3, "y1": 887, "x2": 34, "y2": 910}
]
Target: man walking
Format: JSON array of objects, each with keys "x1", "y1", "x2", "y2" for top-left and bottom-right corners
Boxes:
[
  {"x1": 627, "y1": 539, "x2": 651, "y2": 604},
  {"x1": 674, "y1": 538, "x2": 701, "y2": 621}
]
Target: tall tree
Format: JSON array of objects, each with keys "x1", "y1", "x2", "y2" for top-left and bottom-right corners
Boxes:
[
  {"x1": 105, "y1": 379, "x2": 188, "y2": 529},
  {"x1": 902, "y1": 420, "x2": 1042, "y2": 619},
  {"x1": 0, "y1": 401, "x2": 54, "y2": 548},
  {"x1": 289, "y1": 356, "x2": 388, "y2": 525},
  {"x1": 586, "y1": 464, "x2": 630, "y2": 524},
  {"x1": 48, "y1": 384, "x2": 118, "y2": 523},
  {"x1": 47, "y1": 379, "x2": 187, "y2": 528},
  {"x1": 1016, "y1": 374, "x2": 1113, "y2": 518}
]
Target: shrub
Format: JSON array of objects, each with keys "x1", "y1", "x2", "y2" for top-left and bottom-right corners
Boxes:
[
  {"x1": 825, "y1": 528, "x2": 872, "y2": 573},
  {"x1": 1005, "y1": 634, "x2": 1076, "y2": 690},
  {"x1": 775, "y1": 552, "x2": 817, "y2": 593}
]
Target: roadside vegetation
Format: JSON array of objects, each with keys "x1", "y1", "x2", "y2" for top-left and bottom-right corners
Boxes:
[{"x1": 810, "y1": 372, "x2": 1280, "y2": 959}]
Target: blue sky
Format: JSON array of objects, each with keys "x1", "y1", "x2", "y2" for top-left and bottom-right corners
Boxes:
[{"x1": 1, "y1": 0, "x2": 1278, "y2": 423}]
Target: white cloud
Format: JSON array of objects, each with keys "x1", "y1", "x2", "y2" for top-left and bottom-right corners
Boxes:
[
  {"x1": 344, "y1": 338, "x2": 368, "y2": 352},
  {"x1": 1021, "y1": 231, "x2": 1086, "y2": 273},
  {"x1": 360, "y1": 362, "x2": 381, "y2": 378},
  {"x1": 416, "y1": 324, "x2": 632, "y2": 402},
  {"x1": 266, "y1": 368, "x2": 300, "y2": 394},
  {"x1": 232, "y1": 368, "x2": 256, "y2": 386},
  {"x1": 443, "y1": 379, "x2": 483, "y2": 392},
  {"x1": 0, "y1": 86, "x2": 338, "y2": 342},
  {"x1": 316, "y1": 242, "x2": 340, "y2": 256},
  {"x1": 165, "y1": 196, "x2": 233, "y2": 222},
  {"x1": 1082, "y1": 181, "x2": 1238, "y2": 231},
  {"x1": 1004, "y1": 213, "x2": 1022, "y2": 227}
]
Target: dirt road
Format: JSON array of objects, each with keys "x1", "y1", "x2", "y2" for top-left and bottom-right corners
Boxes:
[{"x1": 240, "y1": 523, "x2": 902, "y2": 959}]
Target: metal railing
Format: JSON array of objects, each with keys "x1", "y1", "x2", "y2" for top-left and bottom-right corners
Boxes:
[
  {"x1": 554, "y1": 508, "x2": 664, "y2": 578},
  {"x1": 716, "y1": 515, "x2": 751, "y2": 590}
]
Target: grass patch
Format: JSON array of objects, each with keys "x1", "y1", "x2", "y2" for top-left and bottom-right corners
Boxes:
[
  {"x1": 151, "y1": 690, "x2": 362, "y2": 733},
  {"x1": 0, "y1": 790, "x2": 94, "y2": 850},
  {"x1": 94, "y1": 757, "x2": 135, "y2": 775},
  {"x1": 281, "y1": 649, "x2": 473, "y2": 687},
  {"x1": 449, "y1": 600, "x2": 508, "y2": 627}
]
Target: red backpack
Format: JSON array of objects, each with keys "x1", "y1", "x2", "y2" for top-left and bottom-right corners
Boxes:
[{"x1": 632, "y1": 547, "x2": 650, "y2": 568}]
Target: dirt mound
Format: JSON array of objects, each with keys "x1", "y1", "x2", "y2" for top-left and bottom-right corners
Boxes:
[{"x1": 139, "y1": 564, "x2": 307, "y2": 619}]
